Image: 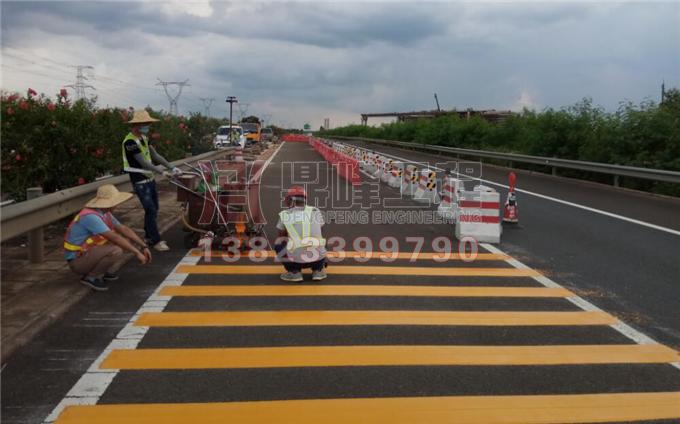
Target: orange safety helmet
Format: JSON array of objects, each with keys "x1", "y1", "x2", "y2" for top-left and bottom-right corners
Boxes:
[{"x1": 285, "y1": 185, "x2": 307, "y2": 200}]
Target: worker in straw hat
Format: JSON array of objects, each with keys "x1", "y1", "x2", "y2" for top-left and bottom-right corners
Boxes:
[
  {"x1": 122, "y1": 109, "x2": 182, "y2": 252},
  {"x1": 274, "y1": 186, "x2": 327, "y2": 282},
  {"x1": 64, "y1": 184, "x2": 152, "y2": 291}
]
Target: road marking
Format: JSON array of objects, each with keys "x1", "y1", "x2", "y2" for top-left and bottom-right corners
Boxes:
[
  {"x1": 42, "y1": 254, "x2": 199, "y2": 423},
  {"x1": 160, "y1": 285, "x2": 572, "y2": 298},
  {"x1": 354, "y1": 142, "x2": 680, "y2": 237},
  {"x1": 101, "y1": 344, "x2": 679, "y2": 370},
  {"x1": 54, "y1": 392, "x2": 680, "y2": 424},
  {"x1": 190, "y1": 250, "x2": 510, "y2": 261},
  {"x1": 482, "y1": 243, "x2": 680, "y2": 372},
  {"x1": 175, "y1": 264, "x2": 541, "y2": 277},
  {"x1": 43, "y1": 144, "x2": 287, "y2": 423},
  {"x1": 135, "y1": 310, "x2": 617, "y2": 327}
]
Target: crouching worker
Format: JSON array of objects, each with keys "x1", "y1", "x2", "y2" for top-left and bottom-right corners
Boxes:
[
  {"x1": 275, "y1": 186, "x2": 327, "y2": 282},
  {"x1": 64, "y1": 184, "x2": 152, "y2": 291}
]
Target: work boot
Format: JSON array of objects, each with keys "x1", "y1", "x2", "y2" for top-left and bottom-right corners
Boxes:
[
  {"x1": 80, "y1": 276, "x2": 108, "y2": 291},
  {"x1": 312, "y1": 269, "x2": 327, "y2": 281},
  {"x1": 280, "y1": 271, "x2": 303, "y2": 282}
]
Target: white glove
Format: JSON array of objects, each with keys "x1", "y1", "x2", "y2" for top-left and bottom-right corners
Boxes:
[{"x1": 172, "y1": 167, "x2": 183, "y2": 176}]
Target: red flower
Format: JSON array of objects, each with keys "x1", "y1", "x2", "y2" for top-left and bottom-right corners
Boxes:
[
  {"x1": 60, "y1": 88, "x2": 68, "y2": 98},
  {"x1": 77, "y1": 177, "x2": 86, "y2": 185},
  {"x1": 93, "y1": 147, "x2": 105, "y2": 158},
  {"x1": 47, "y1": 103, "x2": 56, "y2": 111},
  {"x1": 15, "y1": 153, "x2": 22, "y2": 162},
  {"x1": 7, "y1": 94, "x2": 18, "y2": 102},
  {"x1": 18, "y1": 100, "x2": 29, "y2": 110},
  {"x1": 165, "y1": 140, "x2": 171, "y2": 145},
  {"x1": 6, "y1": 107, "x2": 14, "y2": 115},
  {"x1": 27, "y1": 88, "x2": 37, "y2": 97},
  {"x1": 151, "y1": 132, "x2": 161, "y2": 140}
]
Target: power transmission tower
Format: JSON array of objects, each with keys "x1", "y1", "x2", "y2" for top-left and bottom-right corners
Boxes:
[
  {"x1": 199, "y1": 97, "x2": 215, "y2": 117},
  {"x1": 237, "y1": 103, "x2": 250, "y2": 121},
  {"x1": 66, "y1": 65, "x2": 95, "y2": 100},
  {"x1": 156, "y1": 78, "x2": 190, "y2": 115}
]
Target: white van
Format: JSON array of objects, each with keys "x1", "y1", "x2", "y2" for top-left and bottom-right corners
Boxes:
[{"x1": 214, "y1": 125, "x2": 246, "y2": 148}]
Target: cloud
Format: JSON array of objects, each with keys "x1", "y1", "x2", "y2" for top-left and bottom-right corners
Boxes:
[{"x1": 1, "y1": 1, "x2": 678, "y2": 128}]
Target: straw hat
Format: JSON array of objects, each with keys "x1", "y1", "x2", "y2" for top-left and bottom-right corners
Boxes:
[
  {"x1": 85, "y1": 184, "x2": 133, "y2": 208},
  {"x1": 127, "y1": 109, "x2": 160, "y2": 124}
]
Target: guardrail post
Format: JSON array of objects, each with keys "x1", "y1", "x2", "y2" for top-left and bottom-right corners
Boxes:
[
  {"x1": 26, "y1": 187, "x2": 45, "y2": 263},
  {"x1": 614, "y1": 175, "x2": 620, "y2": 187},
  {"x1": 552, "y1": 166, "x2": 557, "y2": 176}
]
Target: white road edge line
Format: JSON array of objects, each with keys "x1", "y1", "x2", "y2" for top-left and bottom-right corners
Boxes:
[
  {"x1": 43, "y1": 143, "x2": 286, "y2": 423},
  {"x1": 481, "y1": 243, "x2": 680, "y2": 371},
  {"x1": 350, "y1": 142, "x2": 680, "y2": 237}
]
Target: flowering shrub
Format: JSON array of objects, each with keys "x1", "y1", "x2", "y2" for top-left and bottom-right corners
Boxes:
[{"x1": 1, "y1": 88, "x2": 228, "y2": 201}]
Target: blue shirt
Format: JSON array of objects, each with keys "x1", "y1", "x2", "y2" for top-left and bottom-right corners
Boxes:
[{"x1": 64, "y1": 210, "x2": 120, "y2": 260}]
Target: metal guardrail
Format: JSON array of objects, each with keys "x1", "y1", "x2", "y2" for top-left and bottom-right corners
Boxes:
[
  {"x1": 331, "y1": 136, "x2": 680, "y2": 185},
  {"x1": 0, "y1": 148, "x2": 234, "y2": 243}
]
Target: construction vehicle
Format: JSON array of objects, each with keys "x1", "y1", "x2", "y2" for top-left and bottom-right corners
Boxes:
[{"x1": 241, "y1": 121, "x2": 261, "y2": 144}]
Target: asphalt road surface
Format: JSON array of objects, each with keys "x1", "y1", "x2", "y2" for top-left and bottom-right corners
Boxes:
[{"x1": 2, "y1": 141, "x2": 679, "y2": 423}]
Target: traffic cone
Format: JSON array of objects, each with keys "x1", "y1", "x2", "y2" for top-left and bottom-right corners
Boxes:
[{"x1": 503, "y1": 172, "x2": 519, "y2": 223}]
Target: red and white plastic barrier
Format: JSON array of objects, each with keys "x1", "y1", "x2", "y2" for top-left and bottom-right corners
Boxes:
[
  {"x1": 455, "y1": 185, "x2": 502, "y2": 243},
  {"x1": 310, "y1": 138, "x2": 361, "y2": 186},
  {"x1": 437, "y1": 177, "x2": 462, "y2": 220},
  {"x1": 401, "y1": 164, "x2": 418, "y2": 196},
  {"x1": 413, "y1": 169, "x2": 440, "y2": 204},
  {"x1": 387, "y1": 162, "x2": 403, "y2": 188}
]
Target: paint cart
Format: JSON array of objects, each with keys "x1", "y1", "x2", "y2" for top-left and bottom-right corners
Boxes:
[{"x1": 173, "y1": 160, "x2": 266, "y2": 250}]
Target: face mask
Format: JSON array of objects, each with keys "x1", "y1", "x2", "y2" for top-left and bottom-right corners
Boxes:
[{"x1": 139, "y1": 125, "x2": 150, "y2": 134}]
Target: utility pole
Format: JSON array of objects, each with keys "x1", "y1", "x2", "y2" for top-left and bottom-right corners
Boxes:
[
  {"x1": 156, "y1": 78, "x2": 190, "y2": 115},
  {"x1": 434, "y1": 93, "x2": 441, "y2": 112},
  {"x1": 199, "y1": 97, "x2": 215, "y2": 117},
  {"x1": 66, "y1": 65, "x2": 95, "y2": 101},
  {"x1": 226, "y1": 96, "x2": 238, "y2": 144}
]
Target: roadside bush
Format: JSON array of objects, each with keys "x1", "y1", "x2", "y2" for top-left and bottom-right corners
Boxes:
[
  {"x1": 320, "y1": 91, "x2": 680, "y2": 196},
  {"x1": 1, "y1": 88, "x2": 227, "y2": 201}
]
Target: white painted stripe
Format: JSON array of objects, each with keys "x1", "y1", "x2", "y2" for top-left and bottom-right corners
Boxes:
[
  {"x1": 351, "y1": 143, "x2": 680, "y2": 237},
  {"x1": 42, "y1": 255, "x2": 200, "y2": 423},
  {"x1": 44, "y1": 144, "x2": 285, "y2": 423},
  {"x1": 481, "y1": 243, "x2": 680, "y2": 372}
]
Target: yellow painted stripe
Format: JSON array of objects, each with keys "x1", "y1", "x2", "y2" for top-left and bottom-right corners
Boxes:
[
  {"x1": 190, "y1": 249, "x2": 510, "y2": 261},
  {"x1": 55, "y1": 392, "x2": 680, "y2": 424},
  {"x1": 160, "y1": 285, "x2": 572, "y2": 298},
  {"x1": 101, "y1": 344, "x2": 680, "y2": 370},
  {"x1": 176, "y1": 265, "x2": 540, "y2": 277},
  {"x1": 135, "y1": 310, "x2": 616, "y2": 327}
]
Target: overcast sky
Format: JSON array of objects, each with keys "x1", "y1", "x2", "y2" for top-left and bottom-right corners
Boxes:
[{"x1": 1, "y1": 1, "x2": 678, "y2": 128}]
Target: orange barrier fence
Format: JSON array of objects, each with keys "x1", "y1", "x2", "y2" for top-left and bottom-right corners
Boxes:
[
  {"x1": 310, "y1": 138, "x2": 361, "y2": 186},
  {"x1": 281, "y1": 134, "x2": 311, "y2": 142}
]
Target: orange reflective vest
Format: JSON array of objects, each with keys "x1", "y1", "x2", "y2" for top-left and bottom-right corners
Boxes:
[{"x1": 63, "y1": 208, "x2": 115, "y2": 255}]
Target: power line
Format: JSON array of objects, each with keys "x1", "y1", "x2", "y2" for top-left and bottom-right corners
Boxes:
[{"x1": 156, "y1": 78, "x2": 190, "y2": 115}]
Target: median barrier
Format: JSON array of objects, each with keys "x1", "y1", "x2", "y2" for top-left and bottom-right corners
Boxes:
[{"x1": 455, "y1": 185, "x2": 502, "y2": 243}]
